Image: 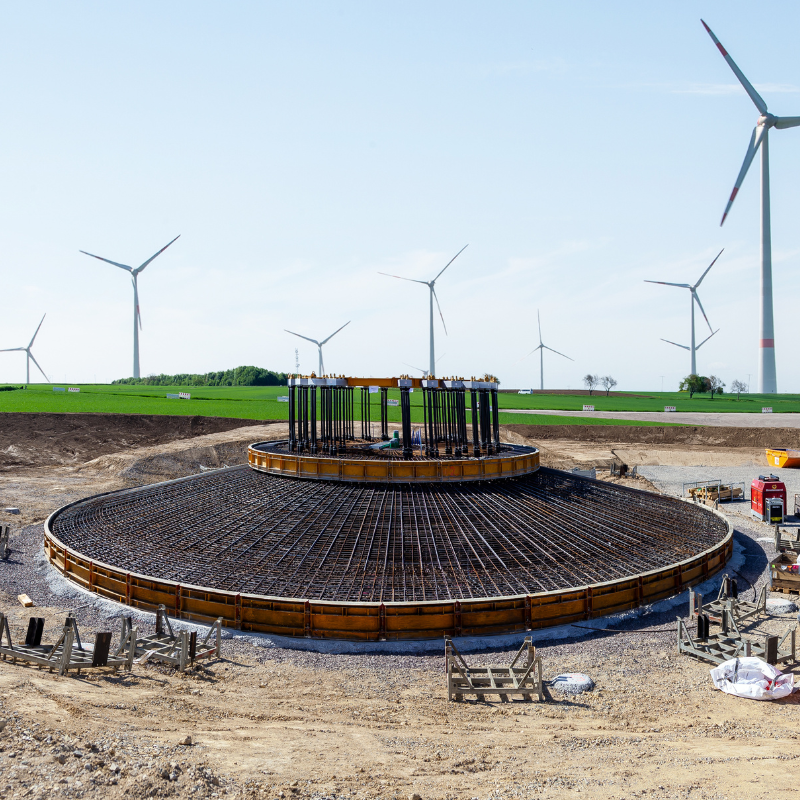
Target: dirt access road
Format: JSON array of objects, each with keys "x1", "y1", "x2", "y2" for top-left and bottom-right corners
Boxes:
[{"x1": 0, "y1": 413, "x2": 798, "y2": 800}]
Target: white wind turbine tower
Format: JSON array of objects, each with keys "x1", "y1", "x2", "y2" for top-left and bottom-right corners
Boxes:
[
  {"x1": 80, "y1": 235, "x2": 180, "y2": 379},
  {"x1": 645, "y1": 249, "x2": 723, "y2": 375},
  {"x1": 284, "y1": 322, "x2": 350, "y2": 375},
  {"x1": 701, "y1": 19, "x2": 800, "y2": 393},
  {"x1": 379, "y1": 245, "x2": 468, "y2": 377},
  {"x1": 0, "y1": 314, "x2": 50, "y2": 385},
  {"x1": 522, "y1": 311, "x2": 573, "y2": 391}
]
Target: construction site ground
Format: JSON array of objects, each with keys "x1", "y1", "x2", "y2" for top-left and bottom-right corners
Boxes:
[{"x1": 0, "y1": 413, "x2": 799, "y2": 800}]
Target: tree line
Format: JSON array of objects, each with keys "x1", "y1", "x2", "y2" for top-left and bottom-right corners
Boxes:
[
  {"x1": 582, "y1": 375, "x2": 617, "y2": 396},
  {"x1": 678, "y1": 375, "x2": 749, "y2": 399},
  {"x1": 112, "y1": 366, "x2": 289, "y2": 387}
]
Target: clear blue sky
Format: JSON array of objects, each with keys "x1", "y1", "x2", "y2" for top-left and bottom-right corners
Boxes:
[{"x1": 2, "y1": 2, "x2": 800, "y2": 391}]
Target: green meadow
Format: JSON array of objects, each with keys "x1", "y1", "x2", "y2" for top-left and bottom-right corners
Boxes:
[
  {"x1": 497, "y1": 390, "x2": 800, "y2": 414},
  {"x1": 0, "y1": 383, "x2": 684, "y2": 427}
]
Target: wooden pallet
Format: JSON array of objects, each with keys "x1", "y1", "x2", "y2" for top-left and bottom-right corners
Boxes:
[
  {"x1": 688, "y1": 486, "x2": 743, "y2": 502},
  {"x1": 771, "y1": 586, "x2": 800, "y2": 596},
  {"x1": 445, "y1": 636, "x2": 543, "y2": 702}
]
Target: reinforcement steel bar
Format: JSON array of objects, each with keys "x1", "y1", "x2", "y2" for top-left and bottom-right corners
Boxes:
[{"x1": 48, "y1": 467, "x2": 729, "y2": 605}]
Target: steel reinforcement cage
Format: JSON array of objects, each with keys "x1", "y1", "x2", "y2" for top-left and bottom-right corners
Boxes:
[{"x1": 43, "y1": 495, "x2": 733, "y2": 642}]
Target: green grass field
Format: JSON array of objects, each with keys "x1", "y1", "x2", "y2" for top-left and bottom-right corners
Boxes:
[{"x1": 0, "y1": 383, "x2": 681, "y2": 427}]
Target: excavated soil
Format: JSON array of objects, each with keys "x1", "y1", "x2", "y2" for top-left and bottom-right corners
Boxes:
[
  {"x1": 502, "y1": 424, "x2": 784, "y2": 471},
  {"x1": 0, "y1": 413, "x2": 274, "y2": 471}
]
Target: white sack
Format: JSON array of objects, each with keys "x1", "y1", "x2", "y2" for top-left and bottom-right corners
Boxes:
[{"x1": 710, "y1": 656, "x2": 794, "y2": 701}]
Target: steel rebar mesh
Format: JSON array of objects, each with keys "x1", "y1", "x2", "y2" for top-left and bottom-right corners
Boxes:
[{"x1": 50, "y1": 467, "x2": 728, "y2": 603}]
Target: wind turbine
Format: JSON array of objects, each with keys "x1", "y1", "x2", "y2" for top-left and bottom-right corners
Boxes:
[
  {"x1": 701, "y1": 20, "x2": 800, "y2": 393},
  {"x1": 645, "y1": 249, "x2": 723, "y2": 375},
  {"x1": 0, "y1": 314, "x2": 50, "y2": 385},
  {"x1": 661, "y1": 329, "x2": 719, "y2": 361},
  {"x1": 285, "y1": 321, "x2": 350, "y2": 375},
  {"x1": 378, "y1": 245, "x2": 468, "y2": 377},
  {"x1": 402, "y1": 354, "x2": 445, "y2": 378},
  {"x1": 522, "y1": 311, "x2": 573, "y2": 391},
  {"x1": 80, "y1": 235, "x2": 180, "y2": 379}
]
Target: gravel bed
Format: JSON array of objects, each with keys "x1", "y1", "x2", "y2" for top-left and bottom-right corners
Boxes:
[
  {"x1": 0, "y1": 513, "x2": 772, "y2": 679},
  {"x1": 639, "y1": 464, "x2": 800, "y2": 509}
]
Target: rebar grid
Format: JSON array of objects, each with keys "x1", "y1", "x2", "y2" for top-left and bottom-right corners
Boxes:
[{"x1": 50, "y1": 468, "x2": 728, "y2": 604}]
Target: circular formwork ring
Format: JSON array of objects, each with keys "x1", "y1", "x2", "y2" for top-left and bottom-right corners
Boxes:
[
  {"x1": 42, "y1": 483, "x2": 733, "y2": 642},
  {"x1": 247, "y1": 440, "x2": 540, "y2": 483}
]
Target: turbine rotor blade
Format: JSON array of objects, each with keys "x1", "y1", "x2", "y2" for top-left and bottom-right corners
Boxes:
[
  {"x1": 433, "y1": 244, "x2": 468, "y2": 283},
  {"x1": 537, "y1": 309, "x2": 542, "y2": 344},
  {"x1": 28, "y1": 314, "x2": 46, "y2": 348},
  {"x1": 774, "y1": 116, "x2": 800, "y2": 129},
  {"x1": 432, "y1": 287, "x2": 447, "y2": 335},
  {"x1": 701, "y1": 20, "x2": 768, "y2": 114},
  {"x1": 28, "y1": 351, "x2": 50, "y2": 382},
  {"x1": 520, "y1": 344, "x2": 543, "y2": 361},
  {"x1": 319, "y1": 321, "x2": 351, "y2": 346},
  {"x1": 696, "y1": 329, "x2": 719, "y2": 349},
  {"x1": 720, "y1": 124, "x2": 766, "y2": 226},
  {"x1": 543, "y1": 345, "x2": 574, "y2": 361},
  {"x1": 134, "y1": 235, "x2": 181, "y2": 275},
  {"x1": 644, "y1": 280, "x2": 692, "y2": 288},
  {"x1": 402, "y1": 362, "x2": 427, "y2": 375},
  {"x1": 79, "y1": 250, "x2": 133, "y2": 272},
  {"x1": 377, "y1": 272, "x2": 429, "y2": 285},
  {"x1": 284, "y1": 329, "x2": 321, "y2": 346},
  {"x1": 0, "y1": 348, "x2": 25, "y2": 352},
  {"x1": 692, "y1": 290, "x2": 713, "y2": 333},
  {"x1": 694, "y1": 248, "x2": 724, "y2": 288},
  {"x1": 661, "y1": 338, "x2": 690, "y2": 351}
]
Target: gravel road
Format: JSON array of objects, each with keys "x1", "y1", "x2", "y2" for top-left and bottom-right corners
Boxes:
[{"x1": 504, "y1": 409, "x2": 800, "y2": 427}]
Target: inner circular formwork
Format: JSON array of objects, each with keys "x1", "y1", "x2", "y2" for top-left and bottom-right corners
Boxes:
[{"x1": 47, "y1": 466, "x2": 729, "y2": 607}]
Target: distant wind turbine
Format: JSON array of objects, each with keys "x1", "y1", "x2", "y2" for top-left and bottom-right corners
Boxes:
[
  {"x1": 80, "y1": 235, "x2": 181, "y2": 379},
  {"x1": 645, "y1": 249, "x2": 723, "y2": 375},
  {"x1": 402, "y1": 354, "x2": 445, "y2": 378},
  {"x1": 0, "y1": 314, "x2": 50, "y2": 385},
  {"x1": 522, "y1": 311, "x2": 573, "y2": 391},
  {"x1": 285, "y1": 322, "x2": 350, "y2": 375},
  {"x1": 661, "y1": 328, "x2": 719, "y2": 359},
  {"x1": 379, "y1": 245, "x2": 468, "y2": 378},
  {"x1": 701, "y1": 20, "x2": 800, "y2": 393}
]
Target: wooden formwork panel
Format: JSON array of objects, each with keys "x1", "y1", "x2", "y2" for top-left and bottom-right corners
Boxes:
[{"x1": 387, "y1": 612, "x2": 453, "y2": 633}]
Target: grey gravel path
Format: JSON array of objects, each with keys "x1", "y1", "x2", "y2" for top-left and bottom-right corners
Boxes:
[
  {"x1": 503, "y1": 409, "x2": 800, "y2": 427},
  {"x1": 639, "y1": 464, "x2": 800, "y2": 520}
]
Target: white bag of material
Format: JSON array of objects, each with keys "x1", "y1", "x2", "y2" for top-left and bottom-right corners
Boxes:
[{"x1": 709, "y1": 657, "x2": 794, "y2": 701}]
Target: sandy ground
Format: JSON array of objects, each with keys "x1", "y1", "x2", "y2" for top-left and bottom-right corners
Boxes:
[
  {"x1": 504, "y1": 409, "x2": 800, "y2": 428},
  {"x1": 0, "y1": 415, "x2": 799, "y2": 799}
]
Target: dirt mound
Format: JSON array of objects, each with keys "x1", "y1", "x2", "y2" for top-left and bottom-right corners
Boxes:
[
  {"x1": 503, "y1": 424, "x2": 800, "y2": 449},
  {"x1": 79, "y1": 423, "x2": 288, "y2": 486},
  {"x1": 0, "y1": 412, "x2": 274, "y2": 470}
]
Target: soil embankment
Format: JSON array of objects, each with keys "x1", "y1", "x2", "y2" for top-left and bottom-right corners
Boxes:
[
  {"x1": 502, "y1": 424, "x2": 776, "y2": 470},
  {"x1": 0, "y1": 412, "x2": 274, "y2": 470},
  {"x1": 505, "y1": 424, "x2": 800, "y2": 448}
]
